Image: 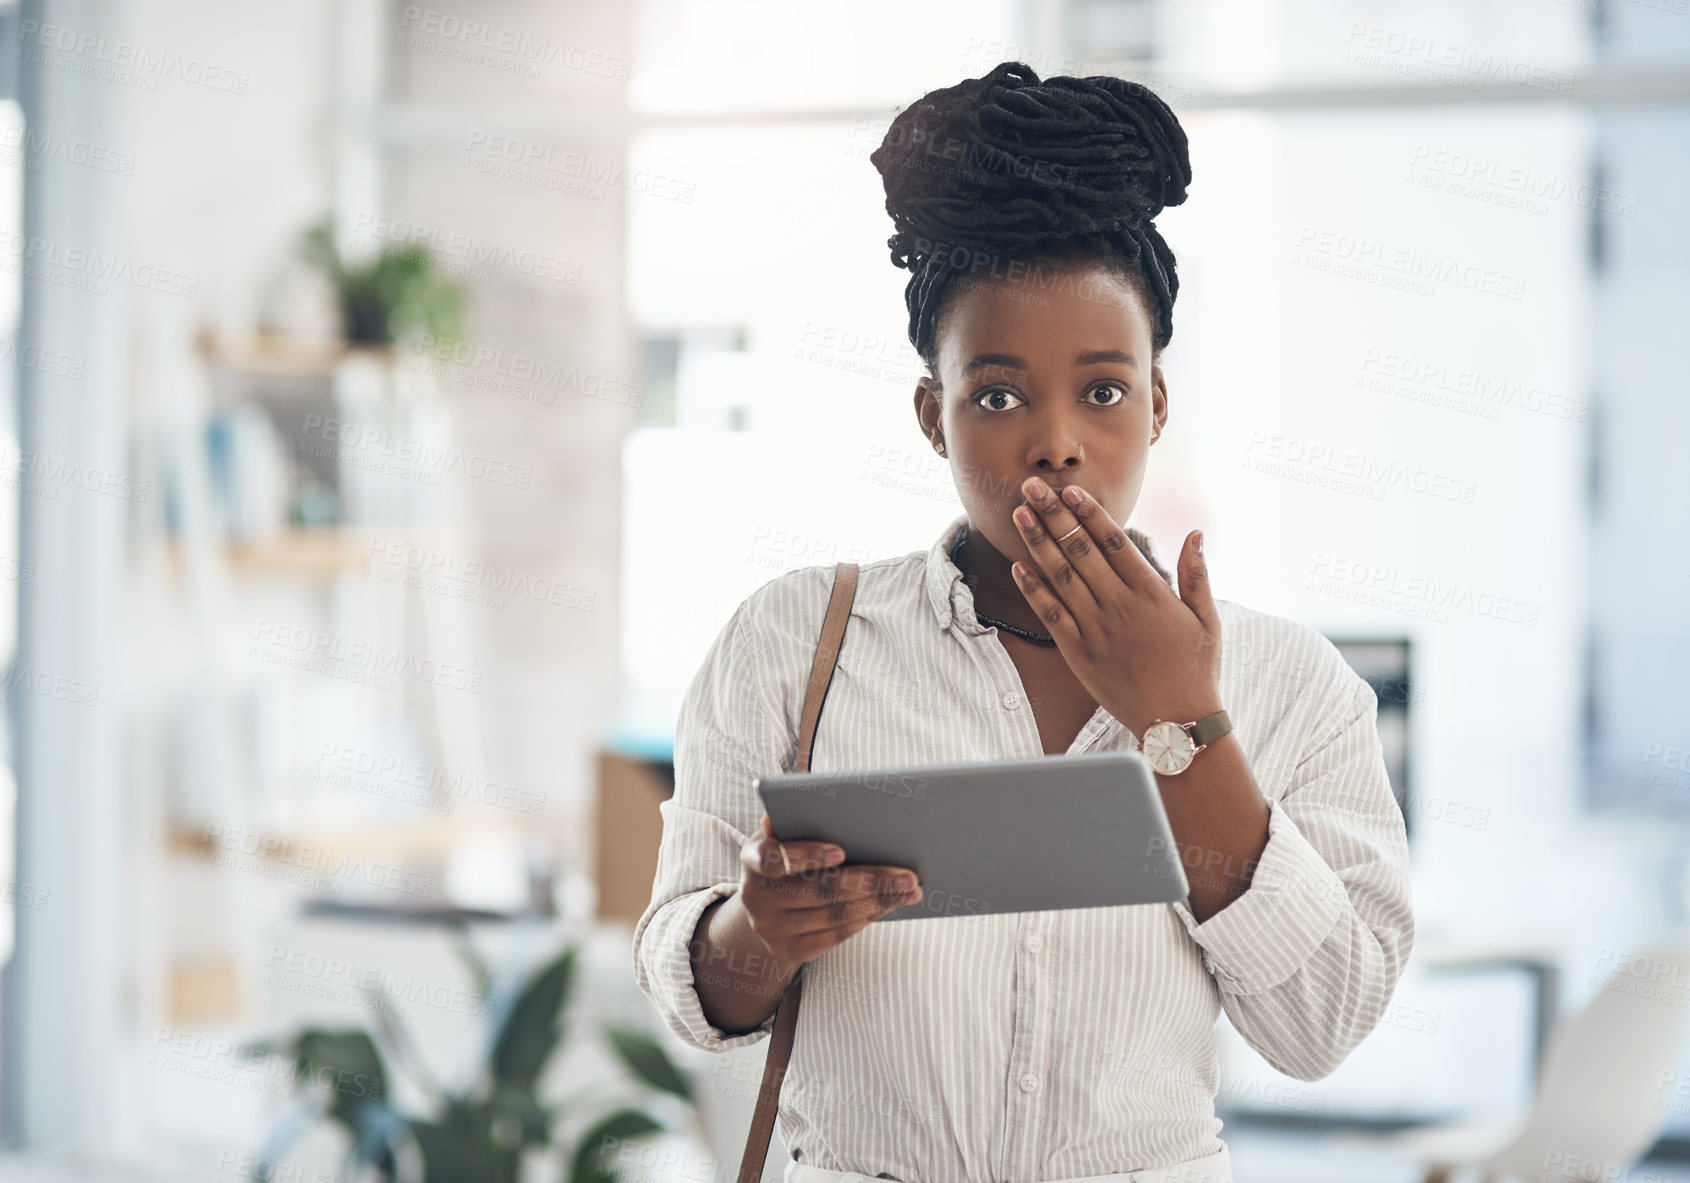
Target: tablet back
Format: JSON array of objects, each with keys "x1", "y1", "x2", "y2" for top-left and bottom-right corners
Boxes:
[{"x1": 755, "y1": 749, "x2": 1189, "y2": 922}]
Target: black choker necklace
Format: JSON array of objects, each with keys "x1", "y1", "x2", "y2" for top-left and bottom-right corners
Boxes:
[{"x1": 949, "y1": 530, "x2": 1058, "y2": 646}]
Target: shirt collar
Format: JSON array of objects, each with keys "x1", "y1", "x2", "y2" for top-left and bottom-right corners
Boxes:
[
  {"x1": 925, "y1": 512, "x2": 980, "y2": 633},
  {"x1": 924, "y1": 510, "x2": 1177, "y2": 633}
]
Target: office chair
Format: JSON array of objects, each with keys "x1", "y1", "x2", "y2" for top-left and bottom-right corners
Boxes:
[{"x1": 1376, "y1": 940, "x2": 1690, "y2": 1183}]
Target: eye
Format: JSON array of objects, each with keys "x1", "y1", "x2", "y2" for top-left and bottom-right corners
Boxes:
[
  {"x1": 974, "y1": 387, "x2": 1025, "y2": 412},
  {"x1": 1086, "y1": 382, "x2": 1129, "y2": 407}
]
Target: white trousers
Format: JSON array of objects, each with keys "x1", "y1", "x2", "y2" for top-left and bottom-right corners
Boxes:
[{"x1": 782, "y1": 1145, "x2": 1232, "y2": 1183}]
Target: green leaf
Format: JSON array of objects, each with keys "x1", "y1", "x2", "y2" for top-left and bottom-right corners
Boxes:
[
  {"x1": 568, "y1": 1109, "x2": 665, "y2": 1183},
  {"x1": 345, "y1": 1100, "x2": 409, "y2": 1179},
  {"x1": 411, "y1": 1116, "x2": 518, "y2": 1183},
  {"x1": 489, "y1": 946, "x2": 578, "y2": 1091},
  {"x1": 481, "y1": 1084, "x2": 552, "y2": 1149},
  {"x1": 290, "y1": 1029, "x2": 389, "y2": 1127},
  {"x1": 605, "y1": 1027, "x2": 694, "y2": 1103}
]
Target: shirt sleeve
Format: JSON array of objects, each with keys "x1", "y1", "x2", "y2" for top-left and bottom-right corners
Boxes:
[
  {"x1": 631, "y1": 592, "x2": 800, "y2": 1053},
  {"x1": 1169, "y1": 653, "x2": 1415, "y2": 1081}
]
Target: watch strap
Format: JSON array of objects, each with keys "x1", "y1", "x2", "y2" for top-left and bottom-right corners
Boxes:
[{"x1": 1189, "y1": 709, "x2": 1232, "y2": 748}]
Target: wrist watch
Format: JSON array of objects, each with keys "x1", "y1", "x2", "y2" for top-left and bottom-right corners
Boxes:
[{"x1": 1135, "y1": 710, "x2": 1232, "y2": 776}]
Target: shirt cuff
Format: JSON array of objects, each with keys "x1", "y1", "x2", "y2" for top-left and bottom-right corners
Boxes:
[
  {"x1": 632, "y1": 882, "x2": 781, "y2": 1052},
  {"x1": 1169, "y1": 797, "x2": 1349, "y2": 995}
]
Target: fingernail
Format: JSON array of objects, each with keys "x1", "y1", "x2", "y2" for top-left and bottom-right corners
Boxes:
[
  {"x1": 1195, "y1": 531, "x2": 1204, "y2": 554},
  {"x1": 1025, "y1": 478, "x2": 1048, "y2": 500},
  {"x1": 896, "y1": 874, "x2": 916, "y2": 891},
  {"x1": 1062, "y1": 486, "x2": 1082, "y2": 507},
  {"x1": 824, "y1": 847, "x2": 845, "y2": 865}
]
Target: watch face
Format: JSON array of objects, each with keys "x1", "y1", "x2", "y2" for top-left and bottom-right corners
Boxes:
[{"x1": 1142, "y1": 721, "x2": 1195, "y2": 775}]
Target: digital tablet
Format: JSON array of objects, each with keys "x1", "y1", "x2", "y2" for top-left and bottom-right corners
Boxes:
[{"x1": 754, "y1": 749, "x2": 1189, "y2": 922}]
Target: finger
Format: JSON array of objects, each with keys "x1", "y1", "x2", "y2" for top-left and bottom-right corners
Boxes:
[
  {"x1": 1014, "y1": 479, "x2": 1103, "y2": 617},
  {"x1": 782, "y1": 914, "x2": 878, "y2": 960},
  {"x1": 746, "y1": 862, "x2": 908, "y2": 915},
  {"x1": 780, "y1": 872, "x2": 919, "y2": 926},
  {"x1": 783, "y1": 864, "x2": 917, "y2": 906},
  {"x1": 784, "y1": 884, "x2": 922, "y2": 935},
  {"x1": 1057, "y1": 484, "x2": 1164, "y2": 595},
  {"x1": 1178, "y1": 529, "x2": 1221, "y2": 633},
  {"x1": 743, "y1": 834, "x2": 844, "y2": 880},
  {"x1": 783, "y1": 865, "x2": 918, "y2": 909}
]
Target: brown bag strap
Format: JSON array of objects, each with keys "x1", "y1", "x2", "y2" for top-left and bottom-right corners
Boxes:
[{"x1": 737, "y1": 561, "x2": 859, "y2": 1183}]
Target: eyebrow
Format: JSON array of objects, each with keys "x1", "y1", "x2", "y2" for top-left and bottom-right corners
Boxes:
[{"x1": 962, "y1": 350, "x2": 1138, "y2": 375}]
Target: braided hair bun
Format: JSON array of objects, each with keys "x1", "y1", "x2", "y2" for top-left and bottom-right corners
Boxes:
[{"x1": 869, "y1": 61, "x2": 1192, "y2": 364}]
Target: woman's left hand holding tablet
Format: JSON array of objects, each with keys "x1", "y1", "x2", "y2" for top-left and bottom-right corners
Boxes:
[{"x1": 1009, "y1": 477, "x2": 1223, "y2": 739}]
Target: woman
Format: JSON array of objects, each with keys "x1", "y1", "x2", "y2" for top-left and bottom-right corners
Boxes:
[{"x1": 633, "y1": 61, "x2": 1413, "y2": 1183}]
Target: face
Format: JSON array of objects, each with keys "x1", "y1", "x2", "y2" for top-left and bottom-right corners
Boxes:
[{"x1": 913, "y1": 260, "x2": 1168, "y2": 567}]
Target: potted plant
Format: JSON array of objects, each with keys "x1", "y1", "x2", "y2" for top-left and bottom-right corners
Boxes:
[
  {"x1": 301, "y1": 217, "x2": 464, "y2": 347},
  {"x1": 244, "y1": 937, "x2": 703, "y2": 1183}
]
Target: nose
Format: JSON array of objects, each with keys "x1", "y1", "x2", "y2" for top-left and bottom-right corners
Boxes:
[{"x1": 1027, "y1": 412, "x2": 1085, "y2": 472}]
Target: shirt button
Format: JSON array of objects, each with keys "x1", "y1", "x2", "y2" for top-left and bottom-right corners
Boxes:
[
  {"x1": 1020, "y1": 1073, "x2": 1039, "y2": 1092},
  {"x1": 1002, "y1": 691, "x2": 1021, "y2": 710},
  {"x1": 1024, "y1": 934, "x2": 1043, "y2": 954}
]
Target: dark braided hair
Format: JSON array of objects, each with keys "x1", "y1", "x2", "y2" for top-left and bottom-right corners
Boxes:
[{"x1": 869, "y1": 61, "x2": 1192, "y2": 370}]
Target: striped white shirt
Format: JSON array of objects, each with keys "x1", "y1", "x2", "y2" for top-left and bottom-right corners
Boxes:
[{"x1": 632, "y1": 511, "x2": 1414, "y2": 1183}]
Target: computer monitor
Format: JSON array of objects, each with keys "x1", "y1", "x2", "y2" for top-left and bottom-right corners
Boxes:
[{"x1": 1326, "y1": 637, "x2": 1413, "y2": 840}]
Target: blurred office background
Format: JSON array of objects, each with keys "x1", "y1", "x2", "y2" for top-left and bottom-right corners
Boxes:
[{"x1": 0, "y1": 0, "x2": 1687, "y2": 1179}]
